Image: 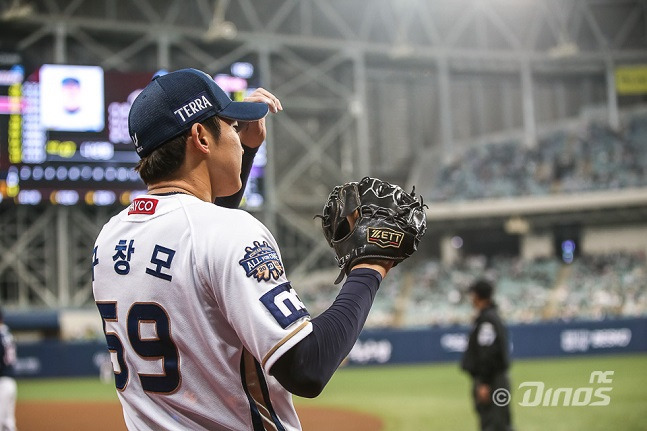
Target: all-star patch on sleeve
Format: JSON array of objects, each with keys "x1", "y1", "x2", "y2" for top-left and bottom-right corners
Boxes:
[{"x1": 238, "y1": 240, "x2": 285, "y2": 282}]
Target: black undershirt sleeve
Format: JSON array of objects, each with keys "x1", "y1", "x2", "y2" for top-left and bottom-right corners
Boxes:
[
  {"x1": 270, "y1": 267, "x2": 382, "y2": 398},
  {"x1": 214, "y1": 144, "x2": 259, "y2": 208}
]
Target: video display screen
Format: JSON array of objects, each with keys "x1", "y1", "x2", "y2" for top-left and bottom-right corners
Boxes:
[{"x1": 0, "y1": 61, "x2": 265, "y2": 208}]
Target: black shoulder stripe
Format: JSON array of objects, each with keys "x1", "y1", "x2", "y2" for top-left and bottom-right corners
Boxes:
[
  {"x1": 240, "y1": 353, "x2": 265, "y2": 431},
  {"x1": 253, "y1": 358, "x2": 286, "y2": 431},
  {"x1": 240, "y1": 350, "x2": 287, "y2": 431}
]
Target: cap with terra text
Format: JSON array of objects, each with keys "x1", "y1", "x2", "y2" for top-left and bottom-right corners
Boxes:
[{"x1": 128, "y1": 68, "x2": 269, "y2": 158}]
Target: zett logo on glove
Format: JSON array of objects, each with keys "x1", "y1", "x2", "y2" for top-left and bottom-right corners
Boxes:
[{"x1": 367, "y1": 227, "x2": 404, "y2": 248}]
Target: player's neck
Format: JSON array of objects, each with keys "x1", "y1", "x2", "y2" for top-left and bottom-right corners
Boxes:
[
  {"x1": 146, "y1": 150, "x2": 219, "y2": 202},
  {"x1": 147, "y1": 180, "x2": 211, "y2": 202}
]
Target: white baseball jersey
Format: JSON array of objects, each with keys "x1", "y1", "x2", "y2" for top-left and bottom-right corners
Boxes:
[
  {"x1": 0, "y1": 324, "x2": 16, "y2": 374},
  {"x1": 92, "y1": 193, "x2": 313, "y2": 431},
  {"x1": 0, "y1": 323, "x2": 17, "y2": 431}
]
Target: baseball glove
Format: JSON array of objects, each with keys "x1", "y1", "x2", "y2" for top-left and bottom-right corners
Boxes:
[{"x1": 317, "y1": 177, "x2": 427, "y2": 283}]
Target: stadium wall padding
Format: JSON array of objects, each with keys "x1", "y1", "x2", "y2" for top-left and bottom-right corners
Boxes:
[
  {"x1": 347, "y1": 317, "x2": 647, "y2": 366},
  {"x1": 12, "y1": 317, "x2": 647, "y2": 378}
]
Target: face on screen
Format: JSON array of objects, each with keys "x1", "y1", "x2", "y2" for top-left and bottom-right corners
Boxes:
[
  {"x1": 61, "y1": 77, "x2": 81, "y2": 114},
  {"x1": 39, "y1": 64, "x2": 105, "y2": 133}
]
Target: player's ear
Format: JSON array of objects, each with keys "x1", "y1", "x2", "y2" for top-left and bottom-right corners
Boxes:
[{"x1": 189, "y1": 123, "x2": 210, "y2": 154}]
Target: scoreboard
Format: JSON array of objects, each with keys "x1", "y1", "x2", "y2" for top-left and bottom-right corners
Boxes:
[{"x1": 0, "y1": 61, "x2": 265, "y2": 208}]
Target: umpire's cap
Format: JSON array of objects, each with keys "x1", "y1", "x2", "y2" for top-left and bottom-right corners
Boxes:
[
  {"x1": 128, "y1": 68, "x2": 269, "y2": 158},
  {"x1": 468, "y1": 279, "x2": 494, "y2": 300}
]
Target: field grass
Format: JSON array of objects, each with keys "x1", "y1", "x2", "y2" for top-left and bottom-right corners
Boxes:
[
  {"x1": 296, "y1": 354, "x2": 647, "y2": 431},
  {"x1": 17, "y1": 354, "x2": 647, "y2": 431}
]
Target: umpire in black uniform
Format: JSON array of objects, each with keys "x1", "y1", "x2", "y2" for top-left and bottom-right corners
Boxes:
[{"x1": 461, "y1": 279, "x2": 513, "y2": 431}]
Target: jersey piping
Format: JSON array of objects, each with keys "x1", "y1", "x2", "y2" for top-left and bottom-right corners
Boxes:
[
  {"x1": 240, "y1": 350, "x2": 286, "y2": 431},
  {"x1": 261, "y1": 320, "x2": 310, "y2": 369}
]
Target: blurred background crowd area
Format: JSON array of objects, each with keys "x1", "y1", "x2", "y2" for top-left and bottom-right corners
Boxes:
[
  {"x1": 430, "y1": 111, "x2": 647, "y2": 202},
  {"x1": 297, "y1": 251, "x2": 647, "y2": 329}
]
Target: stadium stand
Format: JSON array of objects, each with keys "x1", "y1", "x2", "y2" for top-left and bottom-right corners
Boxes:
[
  {"x1": 555, "y1": 252, "x2": 647, "y2": 321},
  {"x1": 298, "y1": 252, "x2": 647, "y2": 329},
  {"x1": 429, "y1": 112, "x2": 647, "y2": 202}
]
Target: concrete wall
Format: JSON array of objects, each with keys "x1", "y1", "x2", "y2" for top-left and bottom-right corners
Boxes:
[{"x1": 582, "y1": 224, "x2": 647, "y2": 256}]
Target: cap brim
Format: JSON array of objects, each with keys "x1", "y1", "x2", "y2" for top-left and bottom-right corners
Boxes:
[{"x1": 218, "y1": 100, "x2": 269, "y2": 122}]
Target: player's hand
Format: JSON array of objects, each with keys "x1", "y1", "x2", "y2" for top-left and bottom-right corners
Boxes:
[
  {"x1": 346, "y1": 209, "x2": 394, "y2": 278},
  {"x1": 476, "y1": 383, "x2": 491, "y2": 404},
  {"x1": 237, "y1": 88, "x2": 283, "y2": 149}
]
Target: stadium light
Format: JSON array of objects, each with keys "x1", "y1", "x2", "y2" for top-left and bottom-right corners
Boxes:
[
  {"x1": 504, "y1": 216, "x2": 530, "y2": 234},
  {"x1": 204, "y1": 0, "x2": 237, "y2": 41},
  {"x1": 0, "y1": 0, "x2": 33, "y2": 21},
  {"x1": 548, "y1": 41, "x2": 580, "y2": 59}
]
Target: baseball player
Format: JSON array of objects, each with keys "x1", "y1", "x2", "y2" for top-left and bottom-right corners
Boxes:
[
  {"x1": 0, "y1": 308, "x2": 17, "y2": 431},
  {"x1": 92, "y1": 68, "x2": 394, "y2": 430}
]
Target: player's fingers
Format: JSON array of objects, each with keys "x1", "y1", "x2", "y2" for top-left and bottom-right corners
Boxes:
[
  {"x1": 252, "y1": 87, "x2": 281, "y2": 108},
  {"x1": 245, "y1": 87, "x2": 282, "y2": 113},
  {"x1": 345, "y1": 209, "x2": 359, "y2": 230},
  {"x1": 245, "y1": 95, "x2": 278, "y2": 113}
]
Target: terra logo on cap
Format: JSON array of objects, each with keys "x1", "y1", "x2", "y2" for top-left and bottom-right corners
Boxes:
[
  {"x1": 173, "y1": 92, "x2": 213, "y2": 124},
  {"x1": 128, "y1": 68, "x2": 269, "y2": 158}
]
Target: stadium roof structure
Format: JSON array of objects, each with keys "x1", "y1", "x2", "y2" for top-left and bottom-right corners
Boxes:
[{"x1": 0, "y1": 0, "x2": 646, "y2": 307}]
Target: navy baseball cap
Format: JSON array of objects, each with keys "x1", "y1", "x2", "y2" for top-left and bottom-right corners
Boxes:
[{"x1": 128, "y1": 68, "x2": 269, "y2": 157}]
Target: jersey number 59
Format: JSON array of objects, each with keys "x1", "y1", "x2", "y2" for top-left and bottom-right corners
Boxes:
[{"x1": 97, "y1": 302, "x2": 180, "y2": 393}]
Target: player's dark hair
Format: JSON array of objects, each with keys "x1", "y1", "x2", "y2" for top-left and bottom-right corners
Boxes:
[
  {"x1": 469, "y1": 279, "x2": 494, "y2": 300},
  {"x1": 135, "y1": 116, "x2": 221, "y2": 184}
]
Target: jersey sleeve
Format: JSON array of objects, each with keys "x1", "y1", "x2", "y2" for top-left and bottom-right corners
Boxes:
[{"x1": 202, "y1": 210, "x2": 312, "y2": 373}]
